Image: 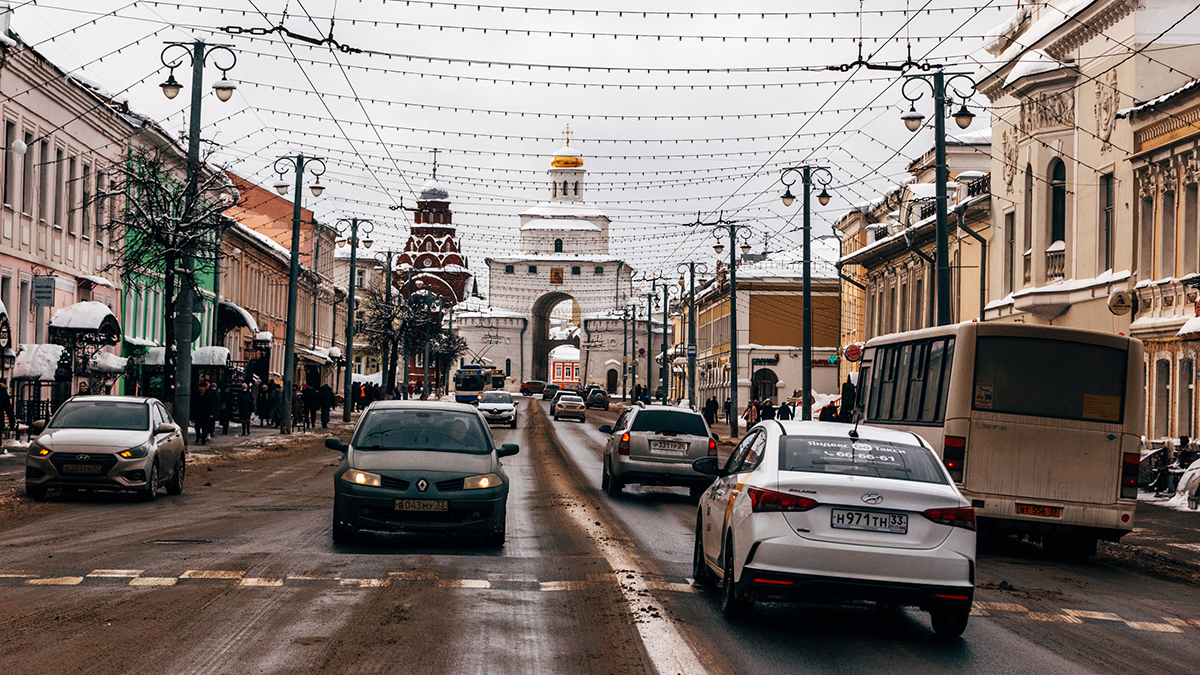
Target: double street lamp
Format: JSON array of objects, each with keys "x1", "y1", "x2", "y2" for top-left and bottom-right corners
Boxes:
[
  {"x1": 677, "y1": 261, "x2": 708, "y2": 408},
  {"x1": 273, "y1": 155, "x2": 326, "y2": 434},
  {"x1": 158, "y1": 40, "x2": 236, "y2": 437},
  {"x1": 335, "y1": 217, "x2": 373, "y2": 421},
  {"x1": 900, "y1": 68, "x2": 978, "y2": 327},
  {"x1": 780, "y1": 165, "x2": 833, "y2": 421},
  {"x1": 702, "y1": 214, "x2": 755, "y2": 438}
]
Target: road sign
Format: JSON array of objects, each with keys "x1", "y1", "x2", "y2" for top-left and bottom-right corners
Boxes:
[
  {"x1": 687, "y1": 343, "x2": 697, "y2": 358},
  {"x1": 638, "y1": 348, "x2": 645, "y2": 357}
]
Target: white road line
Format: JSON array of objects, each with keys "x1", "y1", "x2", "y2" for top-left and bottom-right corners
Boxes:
[
  {"x1": 1064, "y1": 609, "x2": 1122, "y2": 621},
  {"x1": 181, "y1": 570, "x2": 245, "y2": 580},
  {"x1": 561, "y1": 505, "x2": 708, "y2": 675},
  {"x1": 88, "y1": 569, "x2": 144, "y2": 578},
  {"x1": 540, "y1": 580, "x2": 591, "y2": 592},
  {"x1": 238, "y1": 578, "x2": 284, "y2": 587},
  {"x1": 129, "y1": 577, "x2": 177, "y2": 586},
  {"x1": 26, "y1": 577, "x2": 84, "y2": 585},
  {"x1": 437, "y1": 579, "x2": 490, "y2": 589},
  {"x1": 1126, "y1": 621, "x2": 1183, "y2": 632}
]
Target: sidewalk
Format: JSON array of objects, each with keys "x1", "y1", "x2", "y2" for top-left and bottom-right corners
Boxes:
[{"x1": 185, "y1": 407, "x2": 358, "y2": 454}]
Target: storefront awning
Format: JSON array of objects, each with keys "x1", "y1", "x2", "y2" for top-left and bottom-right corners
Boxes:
[
  {"x1": 193, "y1": 346, "x2": 231, "y2": 366},
  {"x1": 49, "y1": 301, "x2": 121, "y2": 342},
  {"x1": 77, "y1": 274, "x2": 115, "y2": 289},
  {"x1": 298, "y1": 348, "x2": 331, "y2": 364},
  {"x1": 218, "y1": 300, "x2": 259, "y2": 335},
  {"x1": 13, "y1": 344, "x2": 65, "y2": 381}
]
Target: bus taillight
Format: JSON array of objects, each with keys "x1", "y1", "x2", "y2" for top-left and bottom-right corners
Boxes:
[
  {"x1": 1120, "y1": 452, "x2": 1139, "y2": 499},
  {"x1": 943, "y1": 436, "x2": 966, "y2": 483}
]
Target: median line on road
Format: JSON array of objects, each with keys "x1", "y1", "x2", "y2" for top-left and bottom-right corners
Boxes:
[{"x1": 87, "y1": 569, "x2": 144, "y2": 578}]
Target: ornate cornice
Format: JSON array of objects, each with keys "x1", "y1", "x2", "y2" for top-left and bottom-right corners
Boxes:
[{"x1": 1046, "y1": 0, "x2": 1137, "y2": 60}]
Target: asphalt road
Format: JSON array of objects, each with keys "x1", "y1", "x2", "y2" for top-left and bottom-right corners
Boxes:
[{"x1": 0, "y1": 397, "x2": 1198, "y2": 674}]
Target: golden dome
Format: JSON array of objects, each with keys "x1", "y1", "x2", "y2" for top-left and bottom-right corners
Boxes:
[{"x1": 551, "y1": 145, "x2": 583, "y2": 168}]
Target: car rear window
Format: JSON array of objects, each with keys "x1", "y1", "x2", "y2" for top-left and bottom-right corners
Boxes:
[
  {"x1": 629, "y1": 409, "x2": 708, "y2": 437},
  {"x1": 352, "y1": 410, "x2": 491, "y2": 454},
  {"x1": 480, "y1": 392, "x2": 512, "y2": 404},
  {"x1": 560, "y1": 395, "x2": 583, "y2": 403},
  {"x1": 779, "y1": 436, "x2": 947, "y2": 484},
  {"x1": 49, "y1": 400, "x2": 149, "y2": 431}
]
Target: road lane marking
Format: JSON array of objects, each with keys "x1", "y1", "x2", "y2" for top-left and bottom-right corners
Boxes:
[
  {"x1": 1166, "y1": 617, "x2": 1200, "y2": 628},
  {"x1": 88, "y1": 569, "x2": 144, "y2": 578},
  {"x1": 1126, "y1": 621, "x2": 1183, "y2": 632},
  {"x1": 181, "y1": 570, "x2": 245, "y2": 580},
  {"x1": 238, "y1": 578, "x2": 284, "y2": 587},
  {"x1": 0, "y1": 572, "x2": 36, "y2": 578},
  {"x1": 488, "y1": 573, "x2": 539, "y2": 583},
  {"x1": 1027, "y1": 612, "x2": 1083, "y2": 623},
  {"x1": 27, "y1": 577, "x2": 84, "y2": 585},
  {"x1": 130, "y1": 577, "x2": 177, "y2": 586},
  {"x1": 339, "y1": 578, "x2": 388, "y2": 588},
  {"x1": 388, "y1": 571, "x2": 439, "y2": 581},
  {"x1": 437, "y1": 579, "x2": 490, "y2": 589},
  {"x1": 540, "y1": 580, "x2": 591, "y2": 592},
  {"x1": 286, "y1": 574, "x2": 336, "y2": 581},
  {"x1": 973, "y1": 601, "x2": 1029, "y2": 612},
  {"x1": 1064, "y1": 609, "x2": 1122, "y2": 621}
]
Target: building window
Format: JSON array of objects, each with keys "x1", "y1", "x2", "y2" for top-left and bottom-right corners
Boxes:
[
  {"x1": 67, "y1": 155, "x2": 77, "y2": 235},
  {"x1": 505, "y1": 358, "x2": 511, "y2": 376},
  {"x1": 571, "y1": 266, "x2": 580, "y2": 275},
  {"x1": 1049, "y1": 158, "x2": 1066, "y2": 244},
  {"x1": 1180, "y1": 357, "x2": 1194, "y2": 438},
  {"x1": 1023, "y1": 164, "x2": 1033, "y2": 284},
  {"x1": 1140, "y1": 193, "x2": 1155, "y2": 277},
  {"x1": 528, "y1": 265, "x2": 537, "y2": 274},
  {"x1": 914, "y1": 277, "x2": 924, "y2": 329},
  {"x1": 2, "y1": 121, "x2": 14, "y2": 206},
  {"x1": 1100, "y1": 173, "x2": 1115, "y2": 273},
  {"x1": 81, "y1": 163, "x2": 92, "y2": 238},
  {"x1": 38, "y1": 141, "x2": 48, "y2": 221},
  {"x1": 899, "y1": 283, "x2": 908, "y2": 332},
  {"x1": 504, "y1": 264, "x2": 514, "y2": 274},
  {"x1": 1186, "y1": 183, "x2": 1199, "y2": 277},
  {"x1": 573, "y1": 181, "x2": 579, "y2": 196},
  {"x1": 20, "y1": 132, "x2": 32, "y2": 213},
  {"x1": 1163, "y1": 184, "x2": 1178, "y2": 279},
  {"x1": 554, "y1": 238, "x2": 563, "y2": 253},
  {"x1": 356, "y1": 268, "x2": 365, "y2": 287},
  {"x1": 594, "y1": 266, "x2": 604, "y2": 275},
  {"x1": 54, "y1": 148, "x2": 64, "y2": 227},
  {"x1": 1003, "y1": 211, "x2": 1014, "y2": 295}
]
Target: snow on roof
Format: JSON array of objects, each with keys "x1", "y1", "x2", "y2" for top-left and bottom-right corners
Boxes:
[
  {"x1": 220, "y1": 301, "x2": 260, "y2": 334},
  {"x1": 520, "y1": 201, "x2": 609, "y2": 219},
  {"x1": 256, "y1": 331, "x2": 274, "y2": 342},
  {"x1": 192, "y1": 346, "x2": 231, "y2": 366},
  {"x1": 232, "y1": 221, "x2": 291, "y2": 261},
  {"x1": 78, "y1": 274, "x2": 115, "y2": 289},
  {"x1": 948, "y1": 127, "x2": 992, "y2": 145},
  {"x1": 1178, "y1": 316, "x2": 1200, "y2": 338},
  {"x1": 352, "y1": 371, "x2": 383, "y2": 384},
  {"x1": 123, "y1": 335, "x2": 158, "y2": 347},
  {"x1": 1003, "y1": 50, "x2": 1070, "y2": 87},
  {"x1": 328, "y1": 347, "x2": 343, "y2": 360},
  {"x1": 50, "y1": 301, "x2": 116, "y2": 330},
  {"x1": 1118, "y1": 78, "x2": 1200, "y2": 119},
  {"x1": 488, "y1": 254, "x2": 622, "y2": 263},
  {"x1": 145, "y1": 347, "x2": 166, "y2": 366},
  {"x1": 520, "y1": 218, "x2": 602, "y2": 232},
  {"x1": 604, "y1": 359, "x2": 621, "y2": 366},
  {"x1": 419, "y1": 179, "x2": 450, "y2": 201},
  {"x1": 13, "y1": 344, "x2": 65, "y2": 381},
  {"x1": 90, "y1": 351, "x2": 127, "y2": 374},
  {"x1": 550, "y1": 345, "x2": 580, "y2": 360},
  {"x1": 975, "y1": 0, "x2": 1095, "y2": 82},
  {"x1": 981, "y1": 5, "x2": 1031, "y2": 56}
]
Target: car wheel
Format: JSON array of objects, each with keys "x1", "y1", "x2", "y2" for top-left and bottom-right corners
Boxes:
[
  {"x1": 139, "y1": 459, "x2": 160, "y2": 502},
  {"x1": 25, "y1": 484, "x2": 47, "y2": 501},
  {"x1": 606, "y1": 466, "x2": 623, "y2": 498},
  {"x1": 483, "y1": 520, "x2": 506, "y2": 547},
  {"x1": 721, "y1": 537, "x2": 753, "y2": 619},
  {"x1": 692, "y1": 518, "x2": 717, "y2": 587},
  {"x1": 553, "y1": 414, "x2": 559, "y2": 420},
  {"x1": 601, "y1": 460, "x2": 611, "y2": 491},
  {"x1": 580, "y1": 416, "x2": 586, "y2": 423},
  {"x1": 165, "y1": 452, "x2": 185, "y2": 496},
  {"x1": 510, "y1": 419, "x2": 518, "y2": 429},
  {"x1": 332, "y1": 506, "x2": 354, "y2": 544},
  {"x1": 604, "y1": 405, "x2": 609, "y2": 411},
  {"x1": 930, "y1": 605, "x2": 970, "y2": 638},
  {"x1": 689, "y1": 484, "x2": 707, "y2": 501}
]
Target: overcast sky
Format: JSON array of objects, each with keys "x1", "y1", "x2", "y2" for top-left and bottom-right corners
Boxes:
[{"x1": 8, "y1": 0, "x2": 1016, "y2": 289}]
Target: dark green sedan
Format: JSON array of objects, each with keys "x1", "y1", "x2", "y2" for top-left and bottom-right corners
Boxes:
[{"x1": 327, "y1": 401, "x2": 518, "y2": 546}]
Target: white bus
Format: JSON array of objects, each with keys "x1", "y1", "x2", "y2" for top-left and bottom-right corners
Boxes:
[{"x1": 854, "y1": 322, "x2": 1144, "y2": 557}]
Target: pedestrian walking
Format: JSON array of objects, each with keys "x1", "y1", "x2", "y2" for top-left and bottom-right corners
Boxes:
[
  {"x1": 194, "y1": 380, "x2": 219, "y2": 444},
  {"x1": 237, "y1": 384, "x2": 255, "y2": 436},
  {"x1": 777, "y1": 400, "x2": 793, "y2": 420},
  {"x1": 839, "y1": 377, "x2": 858, "y2": 423},
  {"x1": 302, "y1": 383, "x2": 318, "y2": 429},
  {"x1": 318, "y1": 383, "x2": 335, "y2": 427},
  {"x1": 760, "y1": 399, "x2": 776, "y2": 420},
  {"x1": 76, "y1": 380, "x2": 90, "y2": 397},
  {"x1": 0, "y1": 381, "x2": 14, "y2": 440},
  {"x1": 268, "y1": 383, "x2": 283, "y2": 428},
  {"x1": 742, "y1": 399, "x2": 759, "y2": 426},
  {"x1": 818, "y1": 402, "x2": 839, "y2": 422},
  {"x1": 722, "y1": 398, "x2": 730, "y2": 422}
]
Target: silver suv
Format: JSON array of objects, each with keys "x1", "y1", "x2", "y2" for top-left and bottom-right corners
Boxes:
[{"x1": 599, "y1": 405, "x2": 716, "y2": 499}]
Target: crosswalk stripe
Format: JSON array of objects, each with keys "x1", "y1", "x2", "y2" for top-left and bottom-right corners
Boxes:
[
  {"x1": 181, "y1": 570, "x2": 245, "y2": 580},
  {"x1": 437, "y1": 579, "x2": 489, "y2": 588},
  {"x1": 1064, "y1": 609, "x2": 1122, "y2": 621},
  {"x1": 87, "y1": 570, "x2": 144, "y2": 578},
  {"x1": 129, "y1": 577, "x2": 177, "y2": 586},
  {"x1": 540, "y1": 580, "x2": 591, "y2": 591},
  {"x1": 1126, "y1": 621, "x2": 1183, "y2": 632},
  {"x1": 1027, "y1": 612, "x2": 1083, "y2": 623},
  {"x1": 26, "y1": 577, "x2": 84, "y2": 585},
  {"x1": 238, "y1": 578, "x2": 284, "y2": 587}
]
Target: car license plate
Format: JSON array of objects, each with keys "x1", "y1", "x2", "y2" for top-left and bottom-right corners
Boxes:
[
  {"x1": 1016, "y1": 503, "x2": 1062, "y2": 518},
  {"x1": 831, "y1": 508, "x2": 908, "y2": 534},
  {"x1": 650, "y1": 440, "x2": 688, "y2": 455},
  {"x1": 395, "y1": 499, "x2": 448, "y2": 512},
  {"x1": 62, "y1": 464, "x2": 103, "y2": 475}
]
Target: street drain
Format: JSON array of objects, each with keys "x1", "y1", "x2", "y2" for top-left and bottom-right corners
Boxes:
[{"x1": 146, "y1": 539, "x2": 212, "y2": 545}]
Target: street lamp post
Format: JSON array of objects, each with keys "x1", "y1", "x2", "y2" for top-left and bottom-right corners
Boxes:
[
  {"x1": 677, "y1": 261, "x2": 708, "y2": 409},
  {"x1": 273, "y1": 155, "x2": 327, "y2": 434},
  {"x1": 659, "y1": 283, "x2": 678, "y2": 405},
  {"x1": 335, "y1": 218, "x2": 373, "y2": 421},
  {"x1": 632, "y1": 273, "x2": 658, "y2": 402},
  {"x1": 901, "y1": 69, "x2": 978, "y2": 327},
  {"x1": 372, "y1": 251, "x2": 402, "y2": 398},
  {"x1": 780, "y1": 165, "x2": 833, "y2": 421},
  {"x1": 692, "y1": 214, "x2": 753, "y2": 438},
  {"x1": 159, "y1": 40, "x2": 236, "y2": 436}
]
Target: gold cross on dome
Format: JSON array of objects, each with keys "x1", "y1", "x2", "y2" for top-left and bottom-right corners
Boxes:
[{"x1": 562, "y1": 125, "x2": 574, "y2": 147}]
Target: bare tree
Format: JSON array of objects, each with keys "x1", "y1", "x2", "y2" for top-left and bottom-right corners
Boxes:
[
  {"x1": 356, "y1": 280, "x2": 463, "y2": 396},
  {"x1": 96, "y1": 146, "x2": 235, "y2": 416}
]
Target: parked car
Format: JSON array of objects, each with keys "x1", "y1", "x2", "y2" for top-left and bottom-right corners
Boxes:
[
  {"x1": 541, "y1": 384, "x2": 561, "y2": 400},
  {"x1": 520, "y1": 380, "x2": 547, "y2": 396},
  {"x1": 599, "y1": 405, "x2": 716, "y2": 499},
  {"x1": 553, "y1": 395, "x2": 587, "y2": 422},
  {"x1": 24, "y1": 396, "x2": 187, "y2": 502},
  {"x1": 691, "y1": 420, "x2": 975, "y2": 637},
  {"x1": 585, "y1": 388, "x2": 609, "y2": 410},
  {"x1": 327, "y1": 400, "x2": 519, "y2": 546},
  {"x1": 478, "y1": 391, "x2": 518, "y2": 429}
]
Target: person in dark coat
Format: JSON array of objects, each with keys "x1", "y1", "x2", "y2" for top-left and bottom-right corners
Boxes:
[
  {"x1": 0, "y1": 382, "x2": 14, "y2": 440},
  {"x1": 194, "y1": 380, "x2": 219, "y2": 444},
  {"x1": 818, "y1": 402, "x2": 839, "y2": 422},
  {"x1": 257, "y1": 384, "x2": 270, "y2": 426},
  {"x1": 722, "y1": 398, "x2": 731, "y2": 422},
  {"x1": 777, "y1": 400, "x2": 793, "y2": 421},
  {"x1": 760, "y1": 399, "x2": 776, "y2": 420},
  {"x1": 237, "y1": 384, "x2": 256, "y2": 436},
  {"x1": 318, "y1": 383, "x2": 336, "y2": 427},
  {"x1": 302, "y1": 384, "x2": 318, "y2": 429},
  {"x1": 838, "y1": 377, "x2": 858, "y2": 423},
  {"x1": 267, "y1": 383, "x2": 283, "y2": 427}
]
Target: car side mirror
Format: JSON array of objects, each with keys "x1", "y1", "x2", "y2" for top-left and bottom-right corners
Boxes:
[
  {"x1": 498, "y1": 443, "x2": 519, "y2": 458},
  {"x1": 155, "y1": 422, "x2": 176, "y2": 434},
  {"x1": 30, "y1": 419, "x2": 45, "y2": 434},
  {"x1": 325, "y1": 437, "x2": 348, "y2": 452},
  {"x1": 692, "y1": 457, "x2": 722, "y2": 476},
  {"x1": 598, "y1": 425, "x2": 612, "y2": 434}
]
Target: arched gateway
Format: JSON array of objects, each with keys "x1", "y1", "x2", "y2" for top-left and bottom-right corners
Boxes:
[{"x1": 531, "y1": 292, "x2": 580, "y2": 383}]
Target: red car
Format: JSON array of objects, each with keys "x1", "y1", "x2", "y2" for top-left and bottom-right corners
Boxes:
[{"x1": 520, "y1": 380, "x2": 547, "y2": 396}]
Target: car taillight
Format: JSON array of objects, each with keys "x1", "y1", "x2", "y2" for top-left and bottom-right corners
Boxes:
[
  {"x1": 1120, "y1": 452, "x2": 1139, "y2": 499},
  {"x1": 708, "y1": 437, "x2": 717, "y2": 457},
  {"x1": 922, "y1": 506, "x2": 976, "y2": 530},
  {"x1": 943, "y1": 435, "x2": 966, "y2": 483},
  {"x1": 618, "y1": 432, "x2": 630, "y2": 456},
  {"x1": 747, "y1": 486, "x2": 819, "y2": 513}
]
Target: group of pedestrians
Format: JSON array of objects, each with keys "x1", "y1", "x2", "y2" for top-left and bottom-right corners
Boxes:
[{"x1": 188, "y1": 378, "x2": 337, "y2": 444}]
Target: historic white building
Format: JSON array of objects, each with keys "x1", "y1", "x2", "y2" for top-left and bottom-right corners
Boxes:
[{"x1": 456, "y1": 144, "x2": 646, "y2": 389}]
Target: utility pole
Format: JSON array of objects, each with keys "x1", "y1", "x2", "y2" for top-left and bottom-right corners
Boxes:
[
  {"x1": 677, "y1": 261, "x2": 708, "y2": 408},
  {"x1": 621, "y1": 307, "x2": 628, "y2": 401},
  {"x1": 336, "y1": 217, "x2": 372, "y2": 421}
]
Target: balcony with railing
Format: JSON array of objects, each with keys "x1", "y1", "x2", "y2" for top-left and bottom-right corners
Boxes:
[
  {"x1": 1023, "y1": 249, "x2": 1031, "y2": 285},
  {"x1": 1045, "y1": 241, "x2": 1065, "y2": 282}
]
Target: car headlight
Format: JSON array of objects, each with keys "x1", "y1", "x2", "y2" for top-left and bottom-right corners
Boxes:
[
  {"x1": 28, "y1": 441, "x2": 50, "y2": 457},
  {"x1": 119, "y1": 442, "x2": 152, "y2": 459},
  {"x1": 462, "y1": 473, "x2": 503, "y2": 490},
  {"x1": 341, "y1": 470, "x2": 382, "y2": 487}
]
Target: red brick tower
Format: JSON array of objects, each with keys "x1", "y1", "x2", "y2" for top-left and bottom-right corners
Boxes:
[{"x1": 396, "y1": 178, "x2": 470, "y2": 305}]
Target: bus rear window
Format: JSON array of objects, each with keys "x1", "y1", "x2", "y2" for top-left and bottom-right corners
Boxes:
[{"x1": 972, "y1": 336, "x2": 1127, "y2": 423}]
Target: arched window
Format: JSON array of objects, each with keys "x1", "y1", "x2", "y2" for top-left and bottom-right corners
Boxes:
[
  {"x1": 563, "y1": 180, "x2": 568, "y2": 195},
  {"x1": 573, "y1": 181, "x2": 579, "y2": 196},
  {"x1": 554, "y1": 238, "x2": 563, "y2": 253},
  {"x1": 1050, "y1": 159, "x2": 1066, "y2": 243},
  {"x1": 505, "y1": 358, "x2": 512, "y2": 377}
]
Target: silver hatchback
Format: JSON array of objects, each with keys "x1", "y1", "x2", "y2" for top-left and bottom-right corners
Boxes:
[{"x1": 599, "y1": 405, "x2": 716, "y2": 499}]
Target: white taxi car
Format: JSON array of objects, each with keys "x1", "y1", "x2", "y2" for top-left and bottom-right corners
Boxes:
[{"x1": 691, "y1": 420, "x2": 976, "y2": 637}]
